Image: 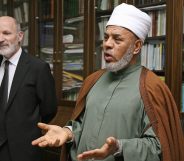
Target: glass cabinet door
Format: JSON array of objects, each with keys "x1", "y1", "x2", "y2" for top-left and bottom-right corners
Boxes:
[
  {"x1": 0, "y1": 0, "x2": 8, "y2": 16},
  {"x1": 37, "y1": 0, "x2": 54, "y2": 73},
  {"x1": 61, "y1": 0, "x2": 84, "y2": 101},
  {"x1": 13, "y1": 0, "x2": 29, "y2": 52}
]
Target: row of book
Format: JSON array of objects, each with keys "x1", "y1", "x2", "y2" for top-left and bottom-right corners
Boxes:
[
  {"x1": 63, "y1": 43, "x2": 83, "y2": 72},
  {"x1": 100, "y1": 41, "x2": 165, "y2": 71},
  {"x1": 62, "y1": 71, "x2": 83, "y2": 100},
  {"x1": 40, "y1": 45, "x2": 83, "y2": 69},
  {"x1": 141, "y1": 42, "x2": 165, "y2": 70},
  {"x1": 96, "y1": 0, "x2": 165, "y2": 11},
  {"x1": 14, "y1": 2, "x2": 28, "y2": 23},
  {"x1": 1, "y1": 0, "x2": 26, "y2": 5},
  {"x1": 40, "y1": 45, "x2": 83, "y2": 101},
  {"x1": 64, "y1": 0, "x2": 83, "y2": 18},
  {"x1": 39, "y1": 19, "x2": 84, "y2": 47},
  {"x1": 39, "y1": 22, "x2": 54, "y2": 47},
  {"x1": 97, "y1": 15, "x2": 110, "y2": 40},
  {"x1": 135, "y1": 0, "x2": 164, "y2": 6},
  {"x1": 96, "y1": 8, "x2": 166, "y2": 40},
  {"x1": 147, "y1": 9, "x2": 166, "y2": 37},
  {"x1": 62, "y1": 85, "x2": 80, "y2": 101},
  {"x1": 39, "y1": 0, "x2": 54, "y2": 19},
  {"x1": 96, "y1": 0, "x2": 128, "y2": 11}
]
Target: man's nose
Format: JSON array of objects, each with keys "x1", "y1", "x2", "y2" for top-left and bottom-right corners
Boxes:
[
  {"x1": 0, "y1": 34, "x2": 5, "y2": 42},
  {"x1": 103, "y1": 38, "x2": 113, "y2": 48}
]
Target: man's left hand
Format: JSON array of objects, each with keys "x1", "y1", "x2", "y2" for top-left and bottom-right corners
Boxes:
[{"x1": 77, "y1": 137, "x2": 119, "y2": 161}]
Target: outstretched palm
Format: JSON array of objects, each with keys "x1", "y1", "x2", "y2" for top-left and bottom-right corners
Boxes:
[{"x1": 32, "y1": 122, "x2": 69, "y2": 147}]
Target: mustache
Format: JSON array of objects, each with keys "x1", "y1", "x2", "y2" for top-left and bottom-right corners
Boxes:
[
  {"x1": 103, "y1": 50, "x2": 118, "y2": 62},
  {"x1": 103, "y1": 50, "x2": 113, "y2": 55},
  {"x1": 0, "y1": 43, "x2": 8, "y2": 47}
]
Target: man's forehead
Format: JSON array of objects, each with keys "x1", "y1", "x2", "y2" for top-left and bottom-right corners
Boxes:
[
  {"x1": 0, "y1": 18, "x2": 16, "y2": 30},
  {"x1": 105, "y1": 26, "x2": 133, "y2": 35}
]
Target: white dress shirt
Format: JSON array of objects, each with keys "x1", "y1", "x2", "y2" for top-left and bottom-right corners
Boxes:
[{"x1": 0, "y1": 48, "x2": 22, "y2": 99}]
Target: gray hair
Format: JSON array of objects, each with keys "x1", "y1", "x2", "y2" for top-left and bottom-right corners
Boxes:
[{"x1": 13, "y1": 18, "x2": 21, "y2": 32}]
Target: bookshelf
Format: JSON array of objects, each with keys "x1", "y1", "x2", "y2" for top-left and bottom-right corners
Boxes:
[
  {"x1": 140, "y1": 3, "x2": 166, "y2": 74},
  {"x1": 1, "y1": 0, "x2": 182, "y2": 121}
]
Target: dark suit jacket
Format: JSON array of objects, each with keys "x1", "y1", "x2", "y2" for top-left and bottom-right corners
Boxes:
[{"x1": 0, "y1": 50, "x2": 57, "y2": 161}]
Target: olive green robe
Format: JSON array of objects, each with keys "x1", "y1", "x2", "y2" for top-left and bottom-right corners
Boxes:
[{"x1": 67, "y1": 62, "x2": 161, "y2": 161}]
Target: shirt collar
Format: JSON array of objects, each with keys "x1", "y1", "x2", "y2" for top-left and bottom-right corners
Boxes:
[{"x1": 1, "y1": 48, "x2": 22, "y2": 66}]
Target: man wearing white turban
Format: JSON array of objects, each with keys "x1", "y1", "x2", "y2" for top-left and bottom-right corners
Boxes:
[{"x1": 32, "y1": 3, "x2": 184, "y2": 161}]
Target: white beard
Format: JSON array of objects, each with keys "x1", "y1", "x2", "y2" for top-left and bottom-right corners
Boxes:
[
  {"x1": 0, "y1": 43, "x2": 18, "y2": 58},
  {"x1": 105, "y1": 45, "x2": 134, "y2": 72}
]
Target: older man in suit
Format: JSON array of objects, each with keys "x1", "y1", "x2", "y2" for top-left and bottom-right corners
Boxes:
[{"x1": 0, "y1": 16, "x2": 57, "y2": 161}]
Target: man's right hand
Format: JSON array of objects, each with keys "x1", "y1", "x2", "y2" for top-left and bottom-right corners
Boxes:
[{"x1": 31, "y1": 122, "x2": 73, "y2": 147}]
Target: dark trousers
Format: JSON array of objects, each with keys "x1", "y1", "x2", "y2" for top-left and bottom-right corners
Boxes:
[{"x1": 0, "y1": 141, "x2": 12, "y2": 161}]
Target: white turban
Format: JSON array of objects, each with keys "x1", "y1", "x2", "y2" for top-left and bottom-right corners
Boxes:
[{"x1": 106, "y1": 3, "x2": 151, "y2": 42}]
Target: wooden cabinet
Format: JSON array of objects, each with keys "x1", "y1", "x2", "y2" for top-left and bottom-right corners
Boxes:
[{"x1": 30, "y1": 0, "x2": 84, "y2": 106}]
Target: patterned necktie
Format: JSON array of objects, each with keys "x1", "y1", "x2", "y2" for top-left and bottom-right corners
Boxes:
[{"x1": 0, "y1": 60, "x2": 9, "y2": 110}]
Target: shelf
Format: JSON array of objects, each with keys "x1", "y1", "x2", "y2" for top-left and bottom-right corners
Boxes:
[
  {"x1": 136, "y1": 1, "x2": 166, "y2": 9},
  {"x1": 146, "y1": 35, "x2": 165, "y2": 41},
  {"x1": 96, "y1": 10, "x2": 112, "y2": 17}
]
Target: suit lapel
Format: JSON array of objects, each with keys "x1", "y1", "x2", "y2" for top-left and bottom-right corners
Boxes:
[
  {"x1": 0, "y1": 55, "x2": 3, "y2": 64},
  {"x1": 7, "y1": 51, "x2": 30, "y2": 110}
]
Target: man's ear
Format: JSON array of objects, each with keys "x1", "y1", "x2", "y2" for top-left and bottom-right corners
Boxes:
[
  {"x1": 18, "y1": 31, "x2": 24, "y2": 42},
  {"x1": 133, "y1": 39, "x2": 143, "y2": 55}
]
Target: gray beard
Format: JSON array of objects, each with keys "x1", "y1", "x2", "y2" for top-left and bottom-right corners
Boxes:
[
  {"x1": 105, "y1": 46, "x2": 133, "y2": 72},
  {"x1": 0, "y1": 43, "x2": 17, "y2": 58}
]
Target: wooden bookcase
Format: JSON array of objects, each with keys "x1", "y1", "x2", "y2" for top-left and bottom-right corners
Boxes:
[
  {"x1": 1, "y1": 0, "x2": 181, "y2": 111},
  {"x1": 0, "y1": 0, "x2": 183, "y2": 160}
]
